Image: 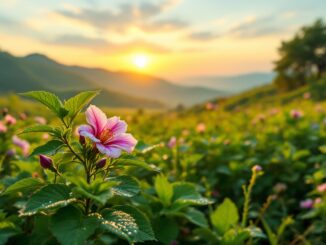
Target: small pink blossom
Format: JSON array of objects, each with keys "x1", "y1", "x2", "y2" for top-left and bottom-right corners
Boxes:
[
  {"x1": 4, "y1": 114, "x2": 16, "y2": 125},
  {"x1": 300, "y1": 199, "x2": 314, "y2": 209},
  {"x1": 12, "y1": 135, "x2": 30, "y2": 156},
  {"x1": 273, "y1": 183, "x2": 287, "y2": 193},
  {"x1": 303, "y1": 92, "x2": 311, "y2": 100},
  {"x1": 167, "y1": 136, "x2": 177, "y2": 149},
  {"x1": 206, "y1": 102, "x2": 215, "y2": 110},
  {"x1": 34, "y1": 116, "x2": 47, "y2": 125},
  {"x1": 42, "y1": 133, "x2": 50, "y2": 140},
  {"x1": 19, "y1": 113, "x2": 27, "y2": 120},
  {"x1": 317, "y1": 183, "x2": 326, "y2": 193},
  {"x1": 252, "y1": 165, "x2": 263, "y2": 172},
  {"x1": 182, "y1": 129, "x2": 190, "y2": 136},
  {"x1": 78, "y1": 105, "x2": 137, "y2": 158},
  {"x1": 196, "y1": 123, "x2": 206, "y2": 133},
  {"x1": 269, "y1": 108, "x2": 280, "y2": 116},
  {"x1": 290, "y1": 109, "x2": 304, "y2": 119},
  {"x1": 314, "y1": 198, "x2": 322, "y2": 206},
  {"x1": 0, "y1": 121, "x2": 7, "y2": 133}
]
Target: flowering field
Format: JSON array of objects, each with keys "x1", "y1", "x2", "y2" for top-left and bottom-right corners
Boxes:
[{"x1": 0, "y1": 90, "x2": 325, "y2": 245}]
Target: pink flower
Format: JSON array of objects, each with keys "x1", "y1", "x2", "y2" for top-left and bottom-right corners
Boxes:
[
  {"x1": 206, "y1": 102, "x2": 215, "y2": 110},
  {"x1": 5, "y1": 114, "x2": 17, "y2": 125},
  {"x1": 12, "y1": 135, "x2": 30, "y2": 156},
  {"x1": 34, "y1": 116, "x2": 47, "y2": 125},
  {"x1": 317, "y1": 183, "x2": 326, "y2": 193},
  {"x1": 290, "y1": 109, "x2": 304, "y2": 119},
  {"x1": 78, "y1": 105, "x2": 137, "y2": 158},
  {"x1": 314, "y1": 198, "x2": 322, "y2": 206},
  {"x1": 300, "y1": 199, "x2": 314, "y2": 209},
  {"x1": 303, "y1": 92, "x2": 311, "y2": 100},
  {"x1": 196, "y1": 123, "x2": 206, "y2": 133},
  {"x1": 0, "y1": 121, "x2": 7, "y2": 133},
  {"x1": 252, "y1": 165, "x2": 263, "y2": 172},
  {"x1": 167, "y1": 136, "x2": 177, "y2": 149}
]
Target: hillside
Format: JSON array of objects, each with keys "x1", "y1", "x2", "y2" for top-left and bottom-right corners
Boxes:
[
  {"x1": 182, "y1": 72, "x2": 275, "y2": 93},
  {"x1": 0, "y1": 51, "x2": 224, "y2": 107},
  {"x1": 0, "y1": 52, "x2": 164, "y2": 109}
]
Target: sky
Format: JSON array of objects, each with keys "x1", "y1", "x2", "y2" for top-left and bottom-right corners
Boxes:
[{"x1": 0, "y1": 0, "x2": 325, "y2": 82}]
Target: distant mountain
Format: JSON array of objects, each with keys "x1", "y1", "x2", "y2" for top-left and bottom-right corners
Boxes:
[
  {"x1": 182, "y1": 72, "x2": 275, "y2": 93},
  {"x1": 0, "y1": 51, "x2": 225, "y2": 108}
]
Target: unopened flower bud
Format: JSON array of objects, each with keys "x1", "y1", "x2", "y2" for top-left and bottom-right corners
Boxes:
[
  {"x1": 79, "y1": 135, "x2": 86, "y2": 145},
  {"x1": 2, "y1": 108, "x2": 8, "y2": 116},
  {"x1": 252, "y1": 165, "x2": 262, "y2": 172},
  {"x1": 96, "y1": 158, "x2": 107, "y2": 169},
  {"x1": 39, "y1": 154, "x2": 53, "y2": 169},
  {"x1": 6, "y1": 149, "x2": 16, "y2": 157}
]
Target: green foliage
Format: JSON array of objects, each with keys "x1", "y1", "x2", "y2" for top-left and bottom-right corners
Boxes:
[
  {"x1": 274, "y1": 19, "x2": 326, "y2": 92},
  {"x1": 210, "y1": 198, "x2": 239, "y2": 234},
  {"x1": 50, "y1": 205, "x2": 99, "y2": 245},
  {"x1": 21, "y1": 91, "x2": 68, "y2": 118},
  {"x1": 22, "y1": 184, "x2": 76, "y2": 215},
  {"x1": 30, "y1": 140, "x2": 64, "y2": 156},
  {"x1": 64, "y1": 90, "x2": 100, "y2": 124},
  {"x1": 0, "y1": 88, "x2": 325, "y2": 244},
  {"x1": 154, "y1": 175, "x2": 173, "y2": 206},
  {"x1": 3, "y1": 177, "x2": 44, "y2": 195}
]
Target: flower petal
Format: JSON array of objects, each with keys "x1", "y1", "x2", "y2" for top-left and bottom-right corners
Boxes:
[
  {"x1": 106, "y1": 116, "x2": 128, "y2": 135},
  {"x1": 105, "y1": 133, "x2": 137, "y2": 153},
  {"x1": 78, "y1": 125, "x2": 100, "y2": 143},
  {"x1": 85, "y1": 105, "x2": 107, "y2": 135},
  {"x1": 96, "y1": 143, "x2": 122, "y2": 158}
]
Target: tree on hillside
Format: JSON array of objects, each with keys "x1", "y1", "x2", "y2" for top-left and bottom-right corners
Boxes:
[{"x1": 274, "y1": 19, "x2": 326, "y2": 91}]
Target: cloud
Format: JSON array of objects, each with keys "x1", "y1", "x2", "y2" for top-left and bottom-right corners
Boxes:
[
  {"x1": 57, "y1": 0, "x2": 187, "y2": 32},
  {"x1": 228, "y1": 16, "x2": 287, "y2": 38},
  {"x1": 48, "y1": 34, "x2": 170, "y2": 53},
  {"x1": 142, "y1": 19, "x2": 188, "y2": 32},
  {"x1": 188, "y1": 31, "x2": 220, "y2": 41},
  {"x1": 49, "y1": 34, "x2": 110, "y2": 49}
]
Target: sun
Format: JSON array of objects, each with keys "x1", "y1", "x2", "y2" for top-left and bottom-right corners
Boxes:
[{"x1": 132, "y1": 54, "x2": 149, "y2": 69}]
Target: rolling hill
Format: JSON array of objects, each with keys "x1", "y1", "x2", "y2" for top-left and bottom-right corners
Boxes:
[
  {"x1": 0, "y1": 51, "x2": 225, "y2": 108},
  {"x1": 182, "y1": 72, "x2": 275, "y2": 93}
]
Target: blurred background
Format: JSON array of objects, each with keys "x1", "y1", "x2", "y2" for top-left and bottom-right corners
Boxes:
[{"x1": 0, "y1": 0, "x2": 325, "y2": 109}]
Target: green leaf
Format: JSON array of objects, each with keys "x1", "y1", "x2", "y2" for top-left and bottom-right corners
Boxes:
[
  {"x1": 261, "y1": 218, "x2": 277, "y2": 245},
  {"x1": 22, "y1": 184, "x2": 76, "y2": 215},
  {"x1": 0, "y1": 221, "x2": 20, "y2": 245},
  {"x1": 171, "y1": 183, "x2": 213, "y2": 209},
  {"x1": 30, "y1": 140, "x2": 64, "y2": 157},
  {"x1": 193, "y1": 227, "x2": 219, "y2": 244},
  {"x1": 50, "y1": 206, "x2": 99, "y2": 245},
  {"x1": 245, "y1": 226, "x2": 266, "y2": 239},
  {"x1": 222, "y1": 229, "x2": 250, "y2": 245},
  {"x1": 29, "y1": 214, "x2": 57, "y2": 245},
  {"x1": 64, "y1": 90, "x2": 100, "y2": 123},
  {"x1": 108, "y1": 176, "x2": 140, "y2": 198},
  {"x1": 114, "y1": 158, "x2": 160, "y2": 172},
  {"x1": 70, "y1": 177, "x2": 114, "y2": 205},
  {"x1": 210, "y1": 198, "x2": 239, "y2": 234},
  {"x1": 114, "y1": 205, "x2": 156, "y2": 242},
  {"x1": 181, "y1": 208, "x2": 208, "y2": 228},
  {"x1": 101, "y1": 208, "x2": 138, "y2": 244},
  {"x1": 20, "y1": 91, "x2": 68, "y2": 118},
  {"x1": 73, "y1": 184, "x2": 113, "y2": 205},
  {"x1": 3, "y1": 178, "x2": 44, "y2": 195},
  {"x1": 154, "y1": 175, "x2": 173, "y2": 206},
  {"x1": 152, "y1": 217, "x2": 178, "y2": 245},
  {"x1": 19, "y1": 125, "x2": 60, "y2": 136}
]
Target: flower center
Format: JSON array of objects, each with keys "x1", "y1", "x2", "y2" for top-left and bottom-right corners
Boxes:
[{"x1": 99, "y1": 128, "x2": 113, "y2": 143}]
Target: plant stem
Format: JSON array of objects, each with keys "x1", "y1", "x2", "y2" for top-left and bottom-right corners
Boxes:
[{"x1": 241, "y1": 171, "x2": 257, "y2": 227}]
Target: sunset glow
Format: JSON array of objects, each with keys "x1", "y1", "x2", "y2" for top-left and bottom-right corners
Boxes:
[{"x1": 132, "y1": 54, "x2": 149, "y2": 69}]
